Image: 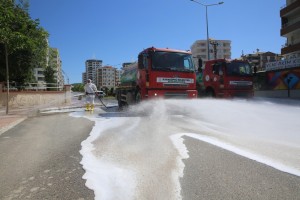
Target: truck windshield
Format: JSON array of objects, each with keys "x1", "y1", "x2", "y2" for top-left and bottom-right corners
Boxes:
[
  {"x1": 226, "y1": 62, "x2": 252, "y2": 76},
  {"x1": 151, "y1": 51, "x2": 195, "y2": 72}
]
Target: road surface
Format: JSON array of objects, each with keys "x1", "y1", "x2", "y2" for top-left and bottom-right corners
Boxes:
[
  {"x1": 0, "y1": 113, "x2": 95, "y2": 200},
  {"x1": 181, "y1": 136, "x2": 300, "y2": 200},
  {"x1": 1, "y1": 98, "x2": 300, "y2": 199}
]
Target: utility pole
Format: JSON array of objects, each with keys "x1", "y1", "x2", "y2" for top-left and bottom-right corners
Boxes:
[
  {"x1": 5, "y1": 43, "x2": 9, "y2": 114},
  {"x1": 210, "y1": 40, "x2": 219, "y2": 59},
  {"x1": 190, "y1": 0, "x2": 224, "y2": 61}
]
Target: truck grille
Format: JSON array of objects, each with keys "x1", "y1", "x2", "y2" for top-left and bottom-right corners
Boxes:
[
  {"x1": 229, "y1": 81, "x2": 252, "y2": 87},
  {"x1": 164, "y1": 92, "x2": 188, "y2": 99}
]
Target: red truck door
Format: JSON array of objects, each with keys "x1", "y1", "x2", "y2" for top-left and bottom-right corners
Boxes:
[
  {"x1": 204, "y1": 61, "x2": 223, "y2": 97},
  {"x1": 137, "y1": 52, "x2": 149, "y2": 100}
]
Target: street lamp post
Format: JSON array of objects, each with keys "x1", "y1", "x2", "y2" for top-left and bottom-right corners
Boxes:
[
  {"x1": 190, "y1": 0, "x2": 224, "y2": 60},
  {"x1": 210, "y1": 40, "x2": 219, "y2": 59}
]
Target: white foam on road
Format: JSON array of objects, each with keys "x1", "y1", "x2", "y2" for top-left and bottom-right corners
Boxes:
[
  {"x1": 70, "y1": 98, "x2": 300, "y2": 199},
  {"x1": 80, "y1": 119, "x2": 137, "y2": 200}
]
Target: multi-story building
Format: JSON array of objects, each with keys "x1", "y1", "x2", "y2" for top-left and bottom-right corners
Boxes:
[
  {"x1": 82, "y1": 72, "x2": 87, "y2": 84},
  {"x1": 115, "y1": 69, "x2": 122, "y2": 87},
  {"x1": 280, "y1": 0, "x2": 300, "y2": 59},
  {"x1": 251, "y1": 0, "x2": 300, "y2": 95},
  {"x1": 33, "y1": 68, "x2": 45, "y2": 82},
  {"x1": 48, "y1": 48, "x2": 64, "y2": 89},
  {"x1": 191, "y1": 39, "x2": 231, "y2": 68},
  {"x1": 242, "y1": 50, "x2": 282, "y2": 71},
  {"x1": 122, "y1": 62, "x2": 135, "y2": 69},
  {"x1": 84, "y1": 59, "x2": 102, "y2": 84},
  {"x1": 82, "y1": 60, "x2": 132, "y2": 93},
  {"x1": 32, "y1": 46, "x2": 64, "y2": 90},
  {"x1": 97, "y1": 66, "x2": 116, "y2": 90}
]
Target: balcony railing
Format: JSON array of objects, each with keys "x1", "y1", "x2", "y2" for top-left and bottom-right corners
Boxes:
[
  {"x1": 281, "y1": 43, "x2": 300, "y2": 55},
  {"x1": 282, "y1": 16, "x2": 300, "y2": 28},
  {"x1": 281, "y1": 20, "x2": 300, "y2": 36},
  {"x1": 280, "y1": 0, "x2": 300, "y2": 17},
  {"x1": 1, "y1": 82, "x2": 64, "y2": 92}
]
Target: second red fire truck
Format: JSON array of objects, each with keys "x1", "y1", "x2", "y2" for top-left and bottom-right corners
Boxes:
[{"x1": 196, "y1": 58, "x2": 254, "y2": 98}]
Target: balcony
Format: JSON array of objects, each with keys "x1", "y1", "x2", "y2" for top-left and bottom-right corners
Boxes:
[
  {"x1": 280, "y1": 0, "x2": 300, "y2": 17},
  {"x1": 281, "y1": 20, "x2": 300, "y2": 36},
  {"x1": 281, "y1": 42, "x2": 300, "y2": 55}
]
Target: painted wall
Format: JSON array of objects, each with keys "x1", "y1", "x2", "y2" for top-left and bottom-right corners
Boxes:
[{"x1": 267, "y1": 69, "x2": 300, "y2": 90}]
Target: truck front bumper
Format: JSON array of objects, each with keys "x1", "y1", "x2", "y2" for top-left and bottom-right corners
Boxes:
[
  {"x1": 147, "y1": 90, "x2": 198, "y2": 99},
  {"x1": 217, "y1": 89, "x2": 254, "y2": 98}
]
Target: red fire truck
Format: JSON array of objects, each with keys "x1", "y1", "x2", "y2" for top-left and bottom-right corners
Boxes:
[
  {"x1": 196, "y1": 58, "x2": 254, "y2": 98},
  {"x1": 116, "y1": 47, "x2": 198, "y2": 108}
]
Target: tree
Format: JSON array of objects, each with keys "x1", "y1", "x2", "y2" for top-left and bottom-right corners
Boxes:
[
  {"x1": 44, "y1": 65, "x2": 56, "y2": 90},
  {"x1": 0, "y1": 0, "x2": 49, "y2": 113},
  {"x1": 0, "y1": 0, "x2": 49, "y2": 84},
  {"x1": 0, "y1": 0, "x2": 29, "y2": 114},
  {"x1": 72, "y1": 83, "x2": 84, "y2": 92}
]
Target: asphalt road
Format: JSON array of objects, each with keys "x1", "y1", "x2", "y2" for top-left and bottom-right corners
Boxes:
[
  {"x1": 1, "y1": 106, "x2": 300, "y2": 200},
  {"x1": 0, "y1": 113, "x2": 95, "y2": 200},
  {"x1": 180, "y1": 136, "x2": 300, "y2": 200}
]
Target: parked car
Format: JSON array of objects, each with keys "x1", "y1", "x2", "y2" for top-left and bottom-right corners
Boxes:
[{"x1": 96, "y1": 90, "x2": 106, "y2": 98}]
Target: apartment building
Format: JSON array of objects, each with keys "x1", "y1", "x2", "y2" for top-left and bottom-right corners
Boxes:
[
  {"x1": 33, "y1": 68, "x2": 45, "y2": 82},
  {"x1": 242, "y1": 50, "x2": 282, "y2": 71},
  {"x1": 191, "y1": 39, "x2": 231, "y2": 69},
  {"x1": 48, "y1": 48, "x2": 64, "y2": 88},
  {"x1": 31, "y1": 47, "x2": 64, "y2": 89},
  {"x1": 115, "y1": 69, "x2": 122, "y2": 87},
  {"x1": 85, "y1": 59, "x2": 102, "y2": 84},
  {"x1": 97, "y1": 66, "x2": 116, "y2": 90},
  {"x1": 280, "y1": 0, "x2": 300, "y2": 58},
  {"x1": 122, "y1": 62, "x2": 135, "y2": 69},
  {"x1": 81, "y1": 72, "x2": 86, "y2": 83}
]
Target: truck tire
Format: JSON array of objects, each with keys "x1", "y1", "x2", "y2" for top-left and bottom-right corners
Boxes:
[
  {"x1": 117, "y1": 92, "x2": 125, "y2": 109},
  {"x1": 206, "y1": 89, "x2": 215, "y2": 98},
  {"x1": 135, "y1": 91, "x2": 141, "y2": 104},
  {"x1": 118, "y1": 98, "x2": 123, "y2": 108}
]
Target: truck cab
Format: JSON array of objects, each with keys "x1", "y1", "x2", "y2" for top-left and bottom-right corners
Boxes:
[
  {"x1": 116, "y1": 47, "x2": 198, "y2": 108},
  {"x1": 197, "y1": 59, "x2": 254, "y2": 98},
  {"x1": 138, "y1": 47, "x2": 197, "y2": 99}
]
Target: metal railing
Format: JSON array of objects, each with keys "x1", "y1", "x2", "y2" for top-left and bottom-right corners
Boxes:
[{"x1": 282, "y1": 16, "x2": 300, "y2": 28}]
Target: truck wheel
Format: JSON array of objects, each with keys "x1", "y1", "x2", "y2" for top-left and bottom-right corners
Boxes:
[
  {"x1": 117, "y1": 92, "x2": 124, "y2": 109},
  {"x1": 118, "y1": 98, "x2": 123, "y2": 108},
  {"x1": 135, "y1": 91, "x2": 141, "y2": 104},
  {"x1": 206, "y1": 89, "x2": 215, "y2": 98}
]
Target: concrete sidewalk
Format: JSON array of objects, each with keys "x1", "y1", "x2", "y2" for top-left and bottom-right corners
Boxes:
[
  {"x1": 0, "y1": 114, "x2": 27, "y2": 135},
  {"x1": 0, "y1": 95, "x2": 112, "y2": 135},
  {"x1": 0, "y1": 96, "x2": 87, "y2": 135}
]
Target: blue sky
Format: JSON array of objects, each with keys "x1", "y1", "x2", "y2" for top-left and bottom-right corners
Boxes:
[{"x1": 29, "y1": 0, "x2": 285, "y2": 84}]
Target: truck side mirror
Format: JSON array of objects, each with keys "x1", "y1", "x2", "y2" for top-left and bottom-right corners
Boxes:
[
  {"x1": 138, "y1": 54, "x2": 144, "y2": 69},
  {"x1": 212, "y1": 64, "x2": 218, "y2": 74}
]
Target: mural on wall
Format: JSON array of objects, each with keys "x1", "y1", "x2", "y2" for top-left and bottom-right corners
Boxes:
[{"x1": 267, "y1": 69, "x2": 300, "y2": 90}]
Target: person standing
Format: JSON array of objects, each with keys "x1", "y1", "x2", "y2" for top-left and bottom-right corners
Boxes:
[{"x1": 84, "y1": 79, "x2": 97, "y2": 111}]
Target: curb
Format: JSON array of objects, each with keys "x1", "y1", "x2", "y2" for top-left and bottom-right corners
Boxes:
[{"x1": 0, "y1": 116, "x2": 27, "y2": 136}]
